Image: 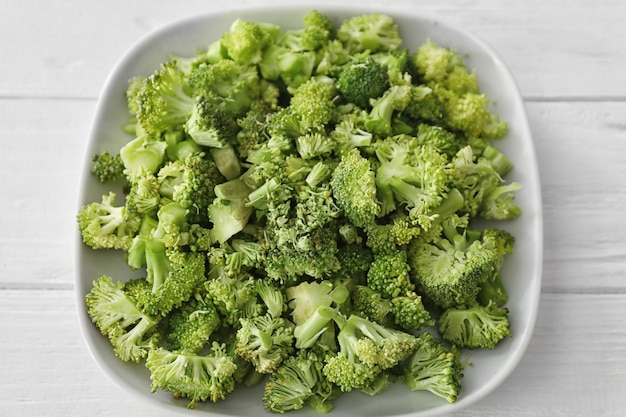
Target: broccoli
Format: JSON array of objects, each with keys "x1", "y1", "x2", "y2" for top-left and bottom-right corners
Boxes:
[
  {"x1": 185, "y1": 98, "x2": 240, "y2": 148},
  {"x1": 478, "y1": 228, "x2": 515, "y2": 306},
  {"x1": 119, "y1": 134, "x2": 168, "y2": 181},
  {"x1": 323, "y1": 313, "x2": 417, "y2": 392},
  {"x1": 77, "y1": 192, "x2": 141, "y2": 251},
  {"x1": 91, "y1": 151, "x2": 125, "y2": 183},
  {"x1": 336, "y1": 57, "x2": 390, "y2": 108},
  {"x1": 366, "y1": 248, "x2": 414, "y2": 299},
  {"x1": 135, "y1": 60, "x2": 196, "y2": 135},
  {"x1": 220, "y1": 18, "x2": 279, "y2": 66},
  {"x1": 450, "y1": 145, "x2": 521, "y2": 220},
  {"x1": 364, "y1": 84, "x2": 412, "y2": 138},
  {"x1": 336, "y1": 14, "x2": 402, "y2": 54},
  {"x1": 263, "y1": 349, "x2": 339, "y2": 414},
  {"x1": 165, "y1": 294, "x2": 221, "y2": 354},
  {"x1": 80, "y1": 12, "x2": 522, "y2": 412},
  {"x1": 438, "y1": 301, "x2": 512, "y2": 349},
  {"x1": 288, "y1": 77, "x2": 337, "y2": 133},
  {"x1": 407, "y1": 222, "x2": 501, "y2": 310},
  {"x1": 86, "y1": 275, "x2": 160, "y2": 362},
  {"x1": 236, "y1": 313, "x2": 295, "y2": 374},
  {"x1": 403, "y1": 332, "x2": 463, "y2": 403},
  {"x1": 373, "y1": 137, "x2": 452, "y2": 221},
  {"x1": 146, "y1": 342, "x2": 238, "y2": 407},
  {"x1": 330, "y1": 148, "x2": 380, "y2": 229},
  {"x1": 188, "y1": 59, "x2": 261, "y2": 117},
  {"x1": 330, "y1": 108, "x2": 374, "y2": 154}
]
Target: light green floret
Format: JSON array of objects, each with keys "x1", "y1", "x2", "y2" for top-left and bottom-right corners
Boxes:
[
  {"x1": 236, "y1": 313, "x2": 295, "y2": 374},
  {"x1": 146, "y1": 342, "x2": 238, "y2": 407},
  {"x1": 330, "y1": 148, "x2": 381, "y2": 229},
  {"x1": 403, "y1": 332, "x2": 463, "y2": 403},
  {"x1": 86, "y1": 275, "x2": 160, "y2": 363},
  {"x1": 438, "y1": 300, "x2": 512, "y2": 349}
]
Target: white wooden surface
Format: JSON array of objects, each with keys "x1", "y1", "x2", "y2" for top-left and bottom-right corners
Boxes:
[{"x1": 2, "y1": 0, "x2": 625, "y2": 415}]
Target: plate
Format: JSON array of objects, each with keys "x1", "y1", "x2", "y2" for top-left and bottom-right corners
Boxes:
[{"x1": 75, "y1": 5, "x2": 543, "y2": 416}]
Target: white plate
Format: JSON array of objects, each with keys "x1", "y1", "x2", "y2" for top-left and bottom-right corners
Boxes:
[{"x1": 75, "y1": 5, "x2": 543, "y2": 417}]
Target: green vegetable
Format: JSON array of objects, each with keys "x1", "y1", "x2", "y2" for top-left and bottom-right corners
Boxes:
[{"x1": 79, "y1": 10, "x2": 521, "y2": 412}]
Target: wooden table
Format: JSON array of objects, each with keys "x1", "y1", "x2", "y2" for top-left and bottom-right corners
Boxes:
[{"x1": 2, "y1": 1, "x2": 625, "y2": 416}]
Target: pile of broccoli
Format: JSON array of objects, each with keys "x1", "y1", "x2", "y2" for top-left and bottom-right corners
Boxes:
[{"x1": 79, "y1": 10, "x2": 521, "y2": 413}]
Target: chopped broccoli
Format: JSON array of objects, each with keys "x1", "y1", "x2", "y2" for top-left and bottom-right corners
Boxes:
[
  {"x1": 220, "y1": 18, "x2": 279, "y2": 66},
  {"x1": 77, "y1": 192, "x2": 141, "y2": 251},
  {"x1": 407, "y1": 222, "x2": 500, "y2": 309},
  {"x1": 438, "y1": 301, "x2": 512, "y2": 349},
  {"x1": 146, "y1": 342, "x2": 238, "y2": 407},
  {"x1": 403, "y1": 332, "x2": 463, "y2": 403},
  {"x1": 135, "y1": 60, "x2": 196, "y2": 135},
  {"x1": 263, "y1": 349, "x2": 339, "y2": 414},
  {"x1": 330, "y1": 148, "x2": 380, "y2": 228},
  {"x1": 86, "y1": 275, "x2": 160, "y2": 362},
  {"x1": 80, "y1": 12, "x2": 523, "y2": 412},
  {"x1": 336, "y1": 14, "x2": 402, "y2": 54},
  {"x1": 366, "y1": 248, "x2": 414, "y2": 299},
  {"x1": 91, "y1": 151, "x2": 125, "y2": 183},
  {"x1": 165, "y1": 294, "x2": 221, "y2": 354},
  {"x1": 323, "y1": 314, "x2": 417, "y2": 392},
  {"x1": 236, "y1": 313, "x2": 295, "y2": 374},
  {"x1": 337, "y1": 57, "x2": 390, "y2": 108}
]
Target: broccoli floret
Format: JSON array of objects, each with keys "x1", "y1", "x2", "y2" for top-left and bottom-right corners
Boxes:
[
  {"x1": 330, "y1": 108, "x2": 374, "y2": 155},
  {"x1": 263, "y1": 349, "x2": 339, "y2": 414},
  {"x1": 363, "y1": 214, "x2": 422, "y2": 255},
  {"x1": 132, "y1": 237, "x2": 207, "y2": 317},
  {"x1": 188, "y1": 60, "x2": 260, "y2": 117},
  {"x1": 330, "y1": 148, "x2": 381, "y2": 228},
  {"x1": 119, "y1": 134, "x2": 168, "y2": 181},
  {"x1": 135, "y1": 60, "x2": 196, "y2": 135},
  {"x1": 350, "y1": 284, "x2": 392, "y2": 325},
  {"x1": 279, "y1": 9, "x2": 335, "y2": 52},
  {"x1": 85, "y1": 275, "x2": 160, "y2": 362},
  {"x1": 236, "y1": 313, "x2": 295, "y2": 374},
  {"x1": 407, "y1": 222, "x2": 500, "y2": 309},
  {"x1": 288, "y1": 77, "x2": 337, "y2": 133},
  {"x1": 235, "y1": 100, "x2": 274, "y2": 159},
  {"x1": 334, "y1": 242, "x2": 373, "y2": 283},
  {"x1": 337, "y1": 57, "x2": 390, "y2": 108},
  {"x1": 315, "y1": 39, "x2": 352, "y2": 77},
  {"x1": 125, "y1": 169, "x2": 161, "y2": 216},
  {"x1": 255, "y1": 279, "x2": 287, "y2": 319},
  {"x1": 77, "y1": 192, "x2": 141, "y2": 251},
  {"x1": 295, "y1": 131, "x2": 335, "y2": 160},
  {"x1": 364, "y1": 84, "x2": 412, "y2": 138},
  {"x1": 366, "y1": 248, "x2": 414, "y2": 299},
  {"x1": 146, "y1": 342, "x2": 238, "y2": 407},
  {"x1": 185, "y1": 98, "x2": 240, "y2": 148},
  {"x1": 336, "y1": 14, "x2": 402, "y2": 54},
  {"x1": 403, "y1": 332, "x2": 463, "y2": 403},
  {"x1": 389, "y1": 291, "x2": 434, "y2": 331},
  {"x1": 450, "y1": 145, "x2": 521, "y2": 220},
  {"x1": 220, "y1": 18, "x2": 279, "y2": 66},
  {"x1": 477, "y1": 228, "x2": 515, "y2": 306},
  {"x1": 208, "y1": 175, "x2": 256, "y2": 243},
  {"x1": 438, "y1": 301, "x2": 512, "y2": 349},
  {"x1": 323, "y1": 314, "x2": 417, "y2": 392},
  {"x1": 286, "y1": 280, "x2": 350, "y2": 326},
  {"x1": 205, "y1": 265, "x2": 263, "y2": 328},
  {"x1": 91, "y1": 151, "x2": 125, "y2": 183},
  {"x1": 260, "y1": 44, "x2": 318, "y2": 88},
  {"x1": 373, "y1": 137, "x2": 452, "y2": 221},
  {"x1": 165, "y1": 294, "x2": 221, "y2": 354},
  {"x1": 157, "y1": 152, "x2": 224, "y2": 225}
]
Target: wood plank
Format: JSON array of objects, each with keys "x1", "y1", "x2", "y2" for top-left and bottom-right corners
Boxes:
[
  {"x1": 1, "y1": 289, "x2": 624, "y2": 416},
  {"x1": 0, "y1": 0, "x2": 624, "y2": 99}
]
